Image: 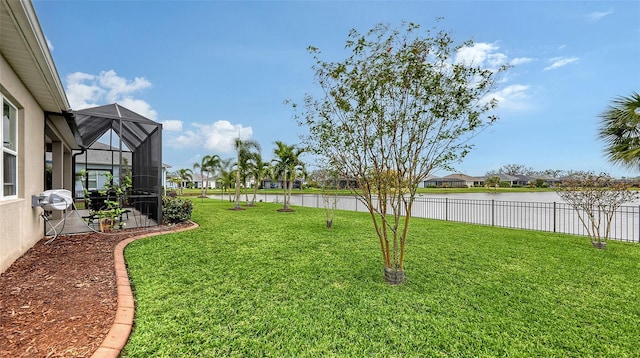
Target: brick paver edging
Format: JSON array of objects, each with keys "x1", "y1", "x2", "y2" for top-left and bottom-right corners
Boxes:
[{"x1": 90, "y1": 221, "x2": 200, "y2": 358}]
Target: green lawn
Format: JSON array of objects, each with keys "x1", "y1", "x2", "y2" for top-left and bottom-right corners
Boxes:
[{"x1": 122, "y1": 200, "x2": 640, "y2": 357}]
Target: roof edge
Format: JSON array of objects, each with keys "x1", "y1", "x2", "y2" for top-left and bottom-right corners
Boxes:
[{"x1": 4, "y1": 0, "x2": 70, "y2": 111}]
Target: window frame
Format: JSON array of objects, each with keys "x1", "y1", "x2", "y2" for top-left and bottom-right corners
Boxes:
[{"x1": 1, "y1": 95, "x2": 18, "y2": 199}]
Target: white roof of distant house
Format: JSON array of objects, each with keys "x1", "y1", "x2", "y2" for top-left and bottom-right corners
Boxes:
[
  {"x1": 443, "y1": 173, "x2": 485, "y2": 181},
  {"x1": 75, "y1": 142, "x2": 132, "y2": 166}
]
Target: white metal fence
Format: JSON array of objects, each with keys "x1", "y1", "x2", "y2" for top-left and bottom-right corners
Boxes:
[{"x1": 242, "y1": 193, "x2": 640, "y2": 243}]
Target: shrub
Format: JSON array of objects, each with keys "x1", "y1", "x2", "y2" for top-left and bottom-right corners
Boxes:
[
  {"x1": 555, "y1": 171, "x2": 638, "y2": 245},
  {"x1": 162, "y1": 196, "x2": 193, "y2": 224},
  {"x1": 499, "y1": 181, "x2": 511, "y2": 188}
]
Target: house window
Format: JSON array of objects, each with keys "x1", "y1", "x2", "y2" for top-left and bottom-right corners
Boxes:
[
  {"x1": 87, "y1": 171, "x2": 98, "y2": 191},
  {"x1": 2, "y1": 97, "x2": 18, "y2": 198},
  {"x1": 85, "y1": 169, "x2": 111, "y2": 191}
]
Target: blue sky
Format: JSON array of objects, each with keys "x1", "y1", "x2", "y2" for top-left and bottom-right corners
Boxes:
[{"x1": 34, "y1": 1, "x2": 639, "y2": 177}]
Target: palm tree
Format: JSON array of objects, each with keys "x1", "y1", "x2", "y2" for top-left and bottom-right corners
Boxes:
[
  {"x1": 169, "y1": 177, "x2": 182, "y2": 194},
  {"x1": 232, "y1": 138, "x2": 261, "y2": 209},
  {"x1": 215, "y1": 158, "x2": 234, "y2": 201},
  {"x1": 598, "y1": 92, "x2": 640, "y2": 170},
  {"x1": 238, "y1": 155, "x2": 254, "y2": 205},
  {"x1": 217, "y1": 169, "x2": 235, "y2": 202},
  {"x1": 272, "y1": 141, "x2": 305, "y2": 211},
  {"x1": 176, "y1": 168, "x2": 193, "y2": 195},
  {"x1": 247, "y1": 152, "x2": 270, "y2": 206},
  {"x1": 193, "y1": 154, "x2": 221, "y2": 198},
  {"x1": 193, "y1": 155, "x2": 208, "y2": 196}
]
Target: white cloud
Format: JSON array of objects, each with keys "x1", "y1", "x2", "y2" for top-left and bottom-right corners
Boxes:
[
  {"x1": 98, "y1": 70, "x2": 151, "y2": 103},
  {"x1": 161, "y1": 120, "x2": 183, "y2": 132},
  {"x1": 543, "y1": 56, "x2": 579, "y2": 71},
  {"x1": 455, "y1": 42, "x2": 510, "y2": 70},
  {"x1": 169, "y1": 130, "x2": 202, "y2": 148},
  {"x1": 65, "y1": 79, "x2": 104, "y2": 110},
  {"x1": 586, "y1": 9, "x2": 614, "y2": 22},
  {"x1": 118, "y1": 98, "x2": 158, "y2": 120},
  {"x1": 486, "y1": 84, "x2": 531, "y2": 111},
  {"x1": 65, "y1": 70, "x2": 155, "y2": 118},
  {"x1": 455, "y1": 44, "x2": 537, "y2": 71},
  {"x1": 198, "y1": 121, "x2": 253, "y2": 153},
  {"x1": 510, "y1": 57, "x2": 534, "y2": 66},
  {"x1": 167, "y1": 120, "x2": 253, "y2": 154},
  {"x1": 67, "y1": 72, "x2": 95, "y2": 83},
  {"x1": 453, "y1": 43, "x2": 534, "y2": 113}
]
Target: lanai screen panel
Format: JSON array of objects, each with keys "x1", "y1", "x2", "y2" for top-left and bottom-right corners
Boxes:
[
  {"x1": 73, "y1": 103, "x2": 163, "y2": 224},
  {"x1": 131, "y1": 125, "x2": 162, "y2": 222}
]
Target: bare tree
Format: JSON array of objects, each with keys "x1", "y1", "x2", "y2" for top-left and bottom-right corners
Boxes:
[
  {"x1": 556, "y1": 172, "x2": 638, "y2": 248},
  {"x1": 315, "y1": 167, "x2": 341, "y2": 229},
  {"x1": 528, "y1": 169, "x2": 565, "y2": 178},
  {"x1": 298, "y1": 22, "x2": 507, "y2": 284},
  {"x1": 499, "y1": 163, "x2": 529, "y2": 176}
]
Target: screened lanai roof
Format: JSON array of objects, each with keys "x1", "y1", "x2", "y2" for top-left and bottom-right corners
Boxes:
[
  {"x1": 73, "y1": 103, "x2": 161, "y2": 150},
  {"x1": 71, "y1": 103, "x2": 163, "y2": 225}
]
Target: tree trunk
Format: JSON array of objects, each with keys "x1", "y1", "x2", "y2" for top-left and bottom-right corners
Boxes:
[
  {"x1": 592, "y1": 241, "x2": 607, "y2": 249},
  {"x1": 234, "y1": 169, "x2": 241, "y2": 209},
  {"x1": 244, "y1": 181, "x2": 249, "y2": 205},
  {"x1": 283, "y1": 172, "x2": 289, "y2": 210},
  {"x1": 251, "y1": 179, "x2": 261, "y2": 206},
  {"x1": 384, "y1": 266, "x2": 404, "y2": 285}
]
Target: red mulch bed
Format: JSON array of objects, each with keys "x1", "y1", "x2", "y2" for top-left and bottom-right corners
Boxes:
[{"x1": 0, "y1": 225, "x2": 187, "y2": 357}]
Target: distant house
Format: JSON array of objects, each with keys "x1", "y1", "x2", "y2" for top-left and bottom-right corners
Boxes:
[
  {"x1": 485, "y1": 173, "x2": 520, "y2": 187},
  {"x1": 421, "y1": 173, "x2": 483, "y2": 188},
  {"x1": 165, "y1": 171, "x2": 189, "y2": 191},
  {"x1": 306, "y1": 170, "x2": 358, "y2": 189},
  {"x1": 420, "y1": 175, "x2": 438, "y2": 188},
  {"x1": 73, "y1": 142, "x2": 132, "y2": 197},
  {"x1": 534, "y1": 176, "x2": 563, "y2": 187},
  {"x1": 262, "y1": 177, "x2": 304, "y2": 190},
  {"x1": 165, "y1": 171, "x2": 219, "y2": 191},
  {"x1": 191, "y1": 172, "x2": 219, "y2": 189},
  {"x1": 512, "y1": 174, "x2": 533, "y2": 187}
]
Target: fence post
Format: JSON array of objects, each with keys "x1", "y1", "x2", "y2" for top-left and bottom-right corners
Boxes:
[
  {"x1": 553, "y1": 202, "x2": 557, "y2": 233},
  {"x1": 445, "y1": 197, "x2": 448, "y2": 221},
  {"x1": 491, "y1": 200, "x2": 495, "y2": 226}
]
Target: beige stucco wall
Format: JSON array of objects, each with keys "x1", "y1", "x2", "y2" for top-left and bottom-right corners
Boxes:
[{"x1": 0, "y1": 52, "x2": 46, "y2": 273}]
